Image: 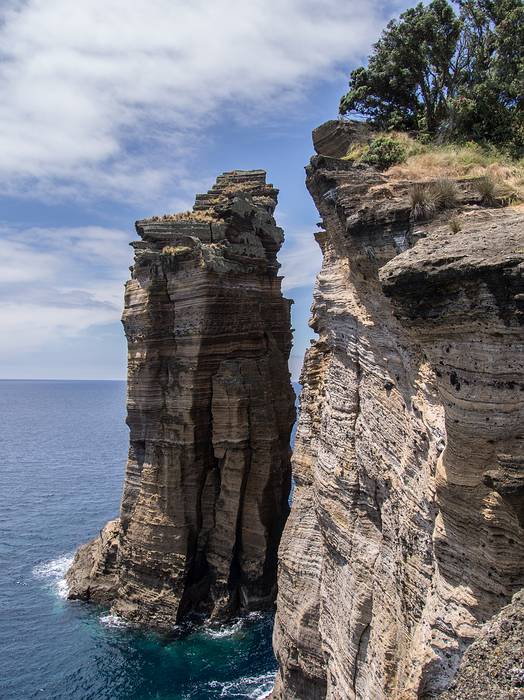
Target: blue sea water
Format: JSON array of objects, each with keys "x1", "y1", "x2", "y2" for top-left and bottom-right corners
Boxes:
[{"x1": 0, "y1": 380, "x2": 283, "y2": 700}]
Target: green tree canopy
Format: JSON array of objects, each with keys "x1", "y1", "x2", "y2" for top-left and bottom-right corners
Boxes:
[{"x1": 339, "y1": 0, "x2": 524, "y2": 155}]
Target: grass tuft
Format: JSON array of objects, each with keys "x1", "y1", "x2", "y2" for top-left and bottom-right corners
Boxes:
[
  {"x1": 410, "y1": 183, "x2": 437, "y2": 220},
  {"x1": 473, "y1": 175, "x2": 519, "y2": 207},
  {"x1": 432, "y1": 178, "x2": 459, "y2": 209},
  {"x1": 449, "y1": 217, "x2": 462, "y2": 234}
]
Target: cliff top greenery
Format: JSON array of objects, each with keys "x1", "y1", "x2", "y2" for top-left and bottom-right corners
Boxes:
[
  {"x1": 344, "y1": 132, "x2": 524, "y2": 200},
  {"x1": 339, "y1": 0, "x2": 524, "y2": 158}
]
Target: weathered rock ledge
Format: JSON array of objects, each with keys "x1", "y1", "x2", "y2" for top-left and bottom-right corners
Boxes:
[
  {"x1": 67, "y1": 170, "x2": 295, "y2": 628},
  {"x1": 272, "y1": 121, "x2": 523, "y2": 699}
]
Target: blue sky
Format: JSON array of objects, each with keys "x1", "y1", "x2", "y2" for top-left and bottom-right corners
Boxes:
[{"x1": 0, "y1": 0, "x2": 411, "y2": 380}]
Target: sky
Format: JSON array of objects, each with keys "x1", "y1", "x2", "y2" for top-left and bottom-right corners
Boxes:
[{"x1": 0, "y1": 0, "x2": 412, "y2": 380}]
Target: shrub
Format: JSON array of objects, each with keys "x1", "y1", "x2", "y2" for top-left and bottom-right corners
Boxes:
[
  {"x1": 432, "y1": 178, "x2": 458, "y2": 209},
  {"x1": 410, "y1": 177, "x2": 460, "y2": 220},
  {"x1": 475, "y1": 175, "x2": 498, "y2": 206},
  {"x1": 473, "y1": 175, "x2": 520, "y2": 207},
  {"x1": 410, "y1": 183, "x2": 437, "y2": 220},
  {"x1": 360, "y1": 136, "x2": 407, "y2": 170}
]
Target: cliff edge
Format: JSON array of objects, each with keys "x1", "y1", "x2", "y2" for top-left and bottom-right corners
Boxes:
[
  {"x1": 272, "y1": 121, "x2": 524, "y2": 699},
  {"x1": 66, "y1": 170, "x2": 296, "y2": 628}
]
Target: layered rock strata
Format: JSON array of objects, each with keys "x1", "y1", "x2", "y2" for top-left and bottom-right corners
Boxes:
[
  {"x1": 67, "y1": 170, "x2": 295, "y2": 627},
  {"x1": 272, "y1": 121, "x2": 524, "y2": 699}
]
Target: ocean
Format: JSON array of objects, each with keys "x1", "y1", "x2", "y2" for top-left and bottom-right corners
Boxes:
[{"x1": 0, "y1": 379, "x2": 283, "y2": 700}]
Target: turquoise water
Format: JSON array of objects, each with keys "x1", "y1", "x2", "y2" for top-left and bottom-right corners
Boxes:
[{"x1": 0, "y1": 380, "x2": 281, "y2": 700}]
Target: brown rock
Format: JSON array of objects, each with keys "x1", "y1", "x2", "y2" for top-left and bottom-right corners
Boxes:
[
  {"x1": 272, "y1": 121, "x2": 524, "y2": 699},
  {"x1": 312, "y1": 119, "x2": 371, "y2": 158},
  {"x1": 67, "y1": 170, "x2": 296, "y2": 629}
]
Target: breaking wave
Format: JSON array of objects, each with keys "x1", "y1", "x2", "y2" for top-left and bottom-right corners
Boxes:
[
  {"x1": 98, "y1": 613, "x2": 130, "y2": 628},
  {"x1": 203, "y1": 611, "x2": 265, "y2": 639},
  {"x1": 207, "y1": 670, "x2": 275, "y2": 698},
  {"x1": 32, "y1": 553, "x2": 73, "y2": 599}
]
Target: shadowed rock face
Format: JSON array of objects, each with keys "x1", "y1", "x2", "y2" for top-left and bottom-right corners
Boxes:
[
  {"x1": 272, "y1": 121, "x2": 524, "y2": 699},
  {"x1": 66, "y1": 170, "x2": 296, "y2": 628}
]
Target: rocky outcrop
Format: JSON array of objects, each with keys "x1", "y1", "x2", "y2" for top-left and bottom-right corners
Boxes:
[
  {"x1": 438, "y1": 589, "x2": 524, "y2": 700},
  {"x1": 67, "y1": 170, "x2": 295, "y2": 628},
  {"x1": 272, "y1": 121, "x2": 524, "y2": 699}
]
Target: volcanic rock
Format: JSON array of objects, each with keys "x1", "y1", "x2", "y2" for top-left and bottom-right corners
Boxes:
[{"x1": 66, "y1": 170, "x2": 295, "y2": 628}]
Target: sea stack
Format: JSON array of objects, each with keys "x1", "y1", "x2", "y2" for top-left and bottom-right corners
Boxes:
[
  {"x1": 66, "y1": 170, "x2": 296, "y2": 627},
  {"x1": 272, "y1": 121, "x2": 524, "y2": 699}
]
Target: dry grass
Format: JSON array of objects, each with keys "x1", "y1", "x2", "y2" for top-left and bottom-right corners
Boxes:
[
  {"x1": 409, "y1": 178, "x2": 459, "y2": 220},
  {"x1": 154, "y1": 210, "x2": 217, "y2": 223},
  {"x1": 410, "y1": 183, "x2": 437, "y2": 220},
  {"x1": 342, "y1": 142, "x2": 368, "y2": 161},
  {"x1": 449, "y1": 216, "x2": 462, "y2": 234},
  {"x1": 162, "y1": 244, "x2": 194, "y2": 256},
  {"x1": 387, "y1": 137, "x2": 524, "y2": 201},
  {"x1": 475, "y1": 175, "x2": 499, "y2": 206},
  {"x1": 219, "y1": 181, "x2": 261, "y2": 195},
  {"x1": 473, "y1": 174, "x2": 520, "y2": 207},
  {"x1": 432, "y1": 178, "x2": 459, "y2": 209}
]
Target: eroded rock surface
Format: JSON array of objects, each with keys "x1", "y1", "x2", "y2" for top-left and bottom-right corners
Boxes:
[
  {"x1": 272, "y1": 121, "x2": 524, "y2": 699},
  {"x1": 438, "y1": 589, "x2": 524, "y2": 700},
  {"x1": 67, "y1": 170, "x2": 295, "y2": 628}
]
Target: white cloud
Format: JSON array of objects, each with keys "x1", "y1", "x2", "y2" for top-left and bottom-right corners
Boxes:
[
  {"x1": 280, "y1": 228, "x2": 322, "y2": 291},
  {"x1": 0, "y1": 0, "x2": 406, "y2": 376},
  {"x1": 0, "y1": 302, "x2": 119, "y2": 354},
  {"x1": 0, "y1": 225, "x2": 132, "y2": 354},
  {"x1": 0, "y1": 239, "x2": 60, "y2": 283},
  {"x1": 0, "y1": 0, "x2": 385, "y2": 202}
]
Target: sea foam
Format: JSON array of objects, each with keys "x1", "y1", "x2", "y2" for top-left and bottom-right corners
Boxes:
[
  {"x1": 204, "y1": 617, "x2": 244, "y2": 639},
  {"x1": 99, "y1": 613, "x2": 129, "y2": 629},
  {"x1": 203, "y1": 611, "x2": 265, "y2": 639},
  {"x1": 32, "y1": 553, "x2": 73, "y2": 599},
  {"x1": 208, "y1": 670, "x2": 275, "y2": 698}
]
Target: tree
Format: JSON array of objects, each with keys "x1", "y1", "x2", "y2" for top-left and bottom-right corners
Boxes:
[
  {"x1": 339, "y1": 0, "x2": 461, "y2": 133},
  {"x1": 340, "y1": 0, "x2": 524, "y2": 154},
  {"x1": 450, "y1": 0, "x2": 524, "y2": 153}
]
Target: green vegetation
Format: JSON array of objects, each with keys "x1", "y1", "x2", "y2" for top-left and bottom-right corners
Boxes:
[
  {"x1": 358, "y1": 136, "x2": 408, "y2": 170},
  {"x1": 473, "y1": 174, "x2": 520, "y2": 205},
  {"x1": 339, "y1": 0, "x2": 524, "y2": 157},
  {"x1": 409, "y1": 178, "x2": 458, "y2": 219}
]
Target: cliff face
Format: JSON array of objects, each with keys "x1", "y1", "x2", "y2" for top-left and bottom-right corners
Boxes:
[
  {"x1": 67, "y1": 170, "x2": 295, "y2": 627},
  {"x1": 272, "y1": 121, "x2": 524, "y2": 699}
]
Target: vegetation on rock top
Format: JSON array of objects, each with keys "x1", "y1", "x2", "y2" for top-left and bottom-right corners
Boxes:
[{"x1": 339, "y1": 0, "x2": 524, "y2": 158}]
